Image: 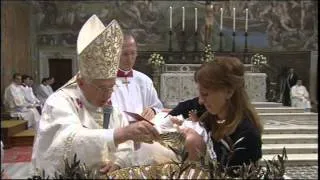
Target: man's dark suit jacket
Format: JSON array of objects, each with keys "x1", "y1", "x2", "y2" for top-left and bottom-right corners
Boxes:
[{"x1": 168, "y1": 97, "x2": 206, "y2": 119}]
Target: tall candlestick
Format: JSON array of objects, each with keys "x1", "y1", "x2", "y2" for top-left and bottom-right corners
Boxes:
[
  {"x1": 169, "y1": 6, "x2": 172, "y2": 30},
  {"x1": 195, "y1": 8, "x2": 198, "y2": 32},
  {"x1": 245, "y1": 8, "x2": 248, "y2": 32},
  {"x1": 220, "y1": 8, "x2": 223, "y2": 31},
  {"x1": 233, "y1": 8, "x2": 236, "y2": 32},
  {"x1": 182, "y1": 7, "x2": 185, "y2": 31}
]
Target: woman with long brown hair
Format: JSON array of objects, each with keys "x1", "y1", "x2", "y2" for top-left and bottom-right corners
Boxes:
[{"x1": 182, "y1": 56, "x2": 263, "y2": 167}]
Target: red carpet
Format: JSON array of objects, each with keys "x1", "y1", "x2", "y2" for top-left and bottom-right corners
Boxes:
[{"x1": 3, "y1": 146, "x2": 33, "y2": 163}]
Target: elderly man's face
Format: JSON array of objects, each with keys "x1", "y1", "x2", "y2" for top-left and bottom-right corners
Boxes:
[
  {"x1": 78, "y1": 78, "x2": 116, "y2": 107},
  {"x1": 119, "y1": 36, "x2": 137, "y2": 71}
]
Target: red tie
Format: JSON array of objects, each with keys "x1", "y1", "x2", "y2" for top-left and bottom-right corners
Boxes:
[{"x1": 117, "y1": 70, "x2": 133, "y2": 77}]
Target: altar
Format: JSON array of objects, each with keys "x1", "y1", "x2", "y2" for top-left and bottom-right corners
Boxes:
[{"x1": 160, "y1": 64, "x2": 266, "y2": 108}]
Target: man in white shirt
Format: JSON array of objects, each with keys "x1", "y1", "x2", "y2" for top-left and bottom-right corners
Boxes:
[
  {"x1": 291, "y1": 79, "x2": 311, "y2": 111},
  {"x1": 21, "y1": 75, "x2": 41, "y2": 113},
  {"x1": 111, "y1": 34, "x2": 163, "y2": 122},
  {"x1": 3, "y1": 73, "x2": 40, "y2": 128},
  {"x1": 31, "y1": 15, "x2": 160, "y2": 177}
]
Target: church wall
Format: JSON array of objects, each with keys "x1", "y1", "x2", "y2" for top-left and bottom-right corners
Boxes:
[
  {"x1": 33, "y1": 1, "x2": 318, "y2": 102},
  {"x1": 2, "y1": 1, "x2": 317, "y2": 102},
  {"x1": 33, "y1": 1, "x2": 318, "y2": 52},
  {"x1": 1, "y1": 2, "x2": 32, "y2": 98}
]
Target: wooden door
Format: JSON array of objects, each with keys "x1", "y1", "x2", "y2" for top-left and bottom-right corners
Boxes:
[{"x1": 49, "y1": 58, "x2": 72, "y2": 91}]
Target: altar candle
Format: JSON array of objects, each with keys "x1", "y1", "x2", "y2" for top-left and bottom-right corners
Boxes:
[
  {"x1": 195, "y1": 8, "x2": 198, "y2": 32},
  {"x1": 182, "y1": 7, "x2": 185, "y2": 31},
  {"x1": 169, "y1": 6, "x2": 172, "y2": 30},
  {"x1": 233, "y1": 8, "x2": 236, "y2": 32},
  {"x1": 220, "y1": 8, "x2": 223, "y2": 31},
  {"x1": 245, "y1": 8, "x2": 248, "y2": 32}
]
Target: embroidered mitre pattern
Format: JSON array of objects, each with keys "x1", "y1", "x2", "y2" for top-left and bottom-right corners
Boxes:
[{"x1": 78, "y1": 16, "x2": 123, "y2": 79}]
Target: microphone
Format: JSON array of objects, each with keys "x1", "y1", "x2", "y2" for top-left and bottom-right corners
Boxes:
[{"x1": 103, "y1": 106, "x2": 113, "y2": 129}]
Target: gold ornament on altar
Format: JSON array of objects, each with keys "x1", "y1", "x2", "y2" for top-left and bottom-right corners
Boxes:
[
  {"x1": 250, "y1": 53, "x2": 268, "y2": 72},
  {"x1": 148, "y1": 52, "x2": 165, "y2": 69},
  {"x1": 201, "y1": 44, "x2": 215, "y2": 63}
]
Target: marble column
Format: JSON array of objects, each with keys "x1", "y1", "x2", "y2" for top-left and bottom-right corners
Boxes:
[{"x1": 309, "y1": 51, "x2": 318, "y2": 108}]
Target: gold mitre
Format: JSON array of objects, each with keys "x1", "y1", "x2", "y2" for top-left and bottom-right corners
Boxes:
[{"x1": 77, "y1": 15, "x2": 123, "y2": 79}]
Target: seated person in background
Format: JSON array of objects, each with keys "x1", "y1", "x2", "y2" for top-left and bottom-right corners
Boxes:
[
  {"x1": 3, "y1": 73, "x2": 40, "y2": 128},
  {"x1": 31, "y1": 15, "x2": 160, "y2": 177},
  {"x1": 36, "y1": 77, "x2": 51, "y2": 107},
  {"x1": 182, "y1": 57, "x2": 263, "y2": 170},
  {"x1": 46, "y1": 76, "x2": 55, "y2": 93},
  {"x1": 21, "y1": 75, "x2": 41, "y2": 113},
  {"x1": 290, "y1": 79, "x2": 311, "y2": 111}
]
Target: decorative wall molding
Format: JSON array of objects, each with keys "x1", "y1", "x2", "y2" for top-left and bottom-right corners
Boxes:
[{"x1": 39, "y1": 49, "x2": 78, "y2": 82}]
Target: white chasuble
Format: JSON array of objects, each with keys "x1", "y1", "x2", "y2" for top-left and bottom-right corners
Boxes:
[
  {"x1": 31, "y1": 81, "x2": 134, "y2": 176},
  {"x1": 111, "y1": 70, "x2": 163, "y2": 122}
]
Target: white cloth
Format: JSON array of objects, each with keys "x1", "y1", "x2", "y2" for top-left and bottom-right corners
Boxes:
[
  {"x1": 111, "y1": 70, "x2": 163, "y2": 122},
  {"x1": 291, "y1": 85, "x2": 311, "y2": 109},
  {"x1": 31, "y1": 81, "x2": 134, "y2": 177},
  {"x1": 3, "y1": 83, "x2": 40, "y2": 128},
  {"x1": 36, "y1": 84, "x2": 52, "y2": 106},
  {"x1": 21, "y1": 85, "x2": 41, "y2": 106}
]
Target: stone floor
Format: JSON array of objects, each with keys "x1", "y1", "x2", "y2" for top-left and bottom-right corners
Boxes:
[{"x1": 285, "y1": 166, "x2": 318, "y2": 179}]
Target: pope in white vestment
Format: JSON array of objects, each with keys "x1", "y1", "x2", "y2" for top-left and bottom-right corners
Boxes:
[
  {"x1": 290, "y1": 80, "x2": 311, "y2": 110},
  {"x1": 3, "y1": 75, "x2": 40, "y2": 128},
  {"x1": 31, "y1": 78, "x2": 133, "y2": 176},
  {"x1": 32, "y1": 15, "x2": 161, "y2": 177}
]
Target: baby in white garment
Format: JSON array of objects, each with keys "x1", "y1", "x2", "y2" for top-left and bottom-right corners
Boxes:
[{"x1": 152, "y1": 112, "x2": 208, "y2": 143}]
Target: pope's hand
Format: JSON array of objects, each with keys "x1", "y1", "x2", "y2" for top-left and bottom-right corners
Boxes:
[
  {"x1": 141, "y1": 107, "x2": 155, "y2": 121},
  {"x1": 114, "y1": 121, "x2": 160, "y2": 145},
  {"x1": 100, "y1": 161, "x2": 120, "y2": 174}
]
